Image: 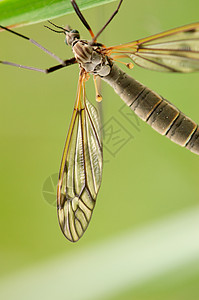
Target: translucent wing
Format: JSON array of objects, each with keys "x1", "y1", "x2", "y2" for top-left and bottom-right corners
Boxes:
[
  {"x1": 57, "y1": 73, "x2": 103, "y2": 242},
  {"x1": 106, "y1": 22, "x2": 199, "y2": 72}
]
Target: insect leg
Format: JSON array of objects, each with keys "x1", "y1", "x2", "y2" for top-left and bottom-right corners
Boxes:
[
  {"x1": 71, "y1": 0, "x2": 95, "y2": 38},
  {"x1": 0, "y1": 57, "x2": 77, "y2": 74},
  {"x1": 90, "y1": 0, "x2": 123, "y2": 45},
  {"x1": 46, "y1": 58, "x2": 77, "y2": 73},
  {"x1": 0, "y1": 25, "x2": 66, "y2": 65}
]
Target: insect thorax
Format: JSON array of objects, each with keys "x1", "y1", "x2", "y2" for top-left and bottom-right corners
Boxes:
[{"x1": 72, "y1": 40, "x2": 111, "y2": 76}]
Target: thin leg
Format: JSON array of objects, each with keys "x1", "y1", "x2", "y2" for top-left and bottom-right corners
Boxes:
[
  {"x1": 0, "y1": 57, "x2": 77, "y2": 74},
  {"x1": 0, "y1": 25, "x2": 66, "y2": 65},
  {"x1": 71, "y1": 0, "x2": 95, "y2": 38},
  {"x1": 90, "y1": 0, "x2": 123, "y2": 45}
]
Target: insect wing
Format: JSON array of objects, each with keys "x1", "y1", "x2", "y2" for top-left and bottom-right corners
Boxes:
[
  {"x1": 57, "y1": 75, "x2": 103, "y2": 242},
  {"x1": 108, "y1": 22, "x2": 199, "y2": 72}
]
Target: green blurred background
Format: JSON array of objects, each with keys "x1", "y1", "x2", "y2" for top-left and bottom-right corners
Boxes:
[{"x1": 1, "y1": 0, "x2": 199, "y2": 299}]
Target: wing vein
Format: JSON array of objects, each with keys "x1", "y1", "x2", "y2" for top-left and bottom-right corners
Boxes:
[{"x1": 133, "y1": 53, "x2": 178, "y2": 72}]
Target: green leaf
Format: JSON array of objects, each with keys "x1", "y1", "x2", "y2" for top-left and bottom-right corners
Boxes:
[{"x1": 0, "y1": 0, "x2": 116, "y2": 27}]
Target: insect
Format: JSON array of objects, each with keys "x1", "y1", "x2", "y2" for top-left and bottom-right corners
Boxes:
[{"x1": 1, "y1": 0, "x2": 199, "y2": 242}]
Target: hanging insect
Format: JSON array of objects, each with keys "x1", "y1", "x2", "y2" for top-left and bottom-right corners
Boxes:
[{"x1": 1, "y1": 0, "x2": 199, "y2": 242}]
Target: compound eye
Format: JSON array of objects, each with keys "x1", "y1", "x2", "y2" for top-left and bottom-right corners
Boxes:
[
  {"x1": 71, "y1": 29, "x2": 80, "y2": 39},
  {"x1": 71, "y1": 29, "x2": 79, "y2": 34}
]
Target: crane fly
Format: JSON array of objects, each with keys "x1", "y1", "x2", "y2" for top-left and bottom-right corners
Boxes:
[{"x1": 1, "y1": 0, "x2": 199, "y2": 242}]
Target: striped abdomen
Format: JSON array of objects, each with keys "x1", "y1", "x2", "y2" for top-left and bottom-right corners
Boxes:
[{"x1": 102, "y1": 64, "x2": 199, "y2": 155}]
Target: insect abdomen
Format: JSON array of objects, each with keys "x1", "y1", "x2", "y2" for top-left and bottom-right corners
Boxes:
[{"x1": 102, "y1": 64, "x2": 199, "y2": 155}]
